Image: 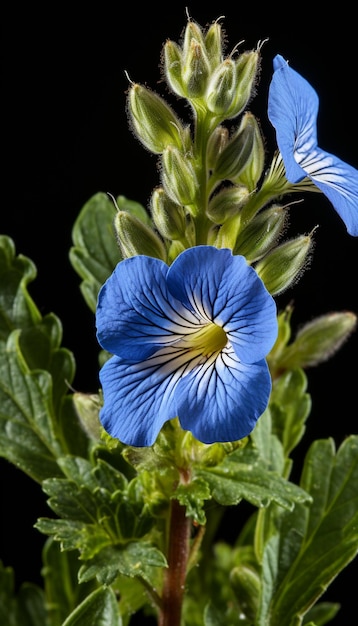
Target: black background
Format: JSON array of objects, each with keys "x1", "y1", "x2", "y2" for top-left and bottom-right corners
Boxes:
[{"x1": 1, "y1": 2, "x2": 357, "y2": 624}]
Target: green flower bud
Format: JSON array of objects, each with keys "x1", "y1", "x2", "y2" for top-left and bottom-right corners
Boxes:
[
  {"x1": 255, "y1": 234, "x2": 313, "y2": 296},
  {"x1": 279, "y1": 311, "x2": 357, "y2": 369},
  {"x1": 212, "y1": 122, "x2": 254, "y2": 183},
  {"x1": 150, "y1": 187, "x2": 187, "y2": 240},
  {"x1": 207, "y1": 185, "x2": 250, "y2": 224},
  {"x1": 235, "y1": 113, "x2": 265, "y2": 190},
  {"x1": 206, "y1": 59, "x2": 240, "y2": 118},
  {"x1": 128, "y1": 83, "x2": 184, "y2": 154},
  {"x1": 163, "y1": 40, "x2": 186, "y2": 98},
  {"x1": 204, "y1": 20, "x2": 223, "y2": 69},
  {"x1": 181, "y1": 37, "x2": 211, "y2": 98},
  {"x1": 73, "y1": 393, "x2": 102, "y2": 441},
  {"x1": 230, "y1": 565, "x2": 260, "y2": 622},
  {"x1": 207, "y1": 125, "x2": 229, "y2": 170},
  {"x1": 234, "y1": 204, "x2": 287, "y2": 261},
  {"x1": 232, "y1": 50, "x2": 260, "y2": 117},
  {"x1": 114, "y1": 210, "x2": 166, "y2": 260},
  {"x1": 161, "y1": 145, "x2": 198, "y2": 209}
]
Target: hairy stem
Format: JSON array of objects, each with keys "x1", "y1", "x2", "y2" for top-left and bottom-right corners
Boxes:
[{"x1": 158, "y1": 498, "x2": 192, "y2": 626}]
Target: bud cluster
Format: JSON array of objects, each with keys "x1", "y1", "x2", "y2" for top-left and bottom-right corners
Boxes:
[{"x1": 115, "y1": 16, "x2": 326, "y2": 297}]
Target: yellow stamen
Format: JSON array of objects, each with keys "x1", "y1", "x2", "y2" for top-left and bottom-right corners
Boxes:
[{"x1": 186, "y1": 322, "x2": 228, "y2": 357}]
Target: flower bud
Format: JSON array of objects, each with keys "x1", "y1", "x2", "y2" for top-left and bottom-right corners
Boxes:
[
  {"x1": 73, "y1": 393, "x2": 102, "y2": 441},
  {"x1": 235, "y1": 113, "x2": 265, "y2": 190},
  {"x1": 150, "y1": 187, "x2": 187, "y2": 240},
  {"x1": 212, "y1": 122, "x2": 254, "y2": 183},
  {"x1": 206, "y1": 59, "x2": 238, "y2": 117},
  {"x1": 255, "y1": 234, "x2": 313, "y2": 296},
  {"x1": 234, "y1": 204, "x2": 287, "y2": 261},
  {"x1": 114, "y1": 210, "x2": 166, "y2": 259},
  {"x1": 181, "y1": 37, "x2": 211, "y2": 98},
  {"x1": 203, "y1": 21, "x2": 223, "y2": 69},
  {"x1": 161, "y1": 145, "x2": 198, "y2": 209},
  {"x1": 280, "y1": 311, "x2": 357, "y2": 369},
  {"x1": 230, "y1": 565, "x2": 260, "y2": 622},
  {"x1": 207, "y1": 185, "x2": 250, "y2": 224},
  {"x1": 163, "y1": 40, "x2": 186, "y2": 98},
  {"x1": 128, "y1": 83, "x2": 184, "y2": 154},
  {"x1": 207, "y1": 125, "x2": 229, "y2": 170},
  {"x1": 232, "y1": 50, "x2": 260, "y2": 117}
]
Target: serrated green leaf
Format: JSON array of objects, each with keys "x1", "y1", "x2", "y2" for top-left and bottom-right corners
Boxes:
[
  {"x1": 270, "y1": 368, "x2": 311, "y2": 457},
  {"x1": 197, "y1": 446, "x2": 310, "y2": 510},
  {"x1": 174, "y1": 477, "x2": 211, "y2": 525},
  {"x1": 0, "y1": 235, "x2": 41, "y2": 343},
  {"x1": 69, "y1": 192, "x2": 121, "y2": 312},
  {"x1": 0, "y1": 334, "x2": 64, "y2": 481},
  {"x1": 61, "y1": 586, "x2": 122, "y2": 626},
  {"x1": 42, "y1": 538, "x2": 97, "y2": 626},
  {"x1": 17, "y1": 313, "x2": 75, "y2": 409},
  {"x1": 78, "y1": 541, "x2": 167, "y2": 586},
  {"x1": 259, "y1": 436, "x2": 358, "y2": 626}
]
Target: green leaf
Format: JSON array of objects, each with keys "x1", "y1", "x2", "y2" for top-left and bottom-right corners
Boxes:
[
  {"x1": 69, "y1": 192, "x2": 122, "y2": 312},
  {"x1": 0, "y1": 333, "x2": 64, "y2": 481},
  {"x1": 174, "y1": 477, "x2": 211, "y2": 525},
  {"x1": 197, "y1": 446, "x2": 310, "y2": 510},
  {"x1": 0, "y1": 235, "x2": 41, "y2": 343},
  {"x1": 303, "y1": 602, "x2": 340, "y2": 626},
  {"x1": 0, "y1": 561, "x2": 47, "y2": 626},
  {"x1": 61, "y1": 586, "x2": 122, "y2": 626},
  {"x1": 270, "y1": 368, "x2": 311, "y2": 457},
  {"x1": 42, "y1": 538, "x2": 97, "y2": 626},
  {"x1": 258, "y1": 435, "x2": 358, "y2": 626},
  {"x1": 78, "y1": 541, "x2": 167, "y2": 586}
]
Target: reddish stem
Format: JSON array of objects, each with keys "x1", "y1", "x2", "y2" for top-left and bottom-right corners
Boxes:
[{"x1": 158, "y1": 498, "x2": 192, "y2": 626}]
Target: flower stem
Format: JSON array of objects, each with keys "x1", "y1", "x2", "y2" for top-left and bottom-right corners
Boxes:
[{"x1": 159, "y1": 498, "x2": 192, "y2": 626}]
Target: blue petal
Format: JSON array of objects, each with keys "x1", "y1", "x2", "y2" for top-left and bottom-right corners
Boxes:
[
  {"x1": 297, "y1": 147, "x2": 358, "y2": 237},
  {"x1": 99, "y1": 343, "x2": 271, "y2": 446},
  {"x1": 167, "y1": 246, "x2": 277, "y2": 363},
  {"x1": 268, "y1": 54, "x2": 319, "y2": 183},
  {"x1": 96, "y1": 255, "x2": 199, "y2": 361},
  {"x1": 98, "y1": 345, "x2": 204, "y2": 446},
  {"x1": 176, "y1": 346, "x2": 272, "y2": 443},
  {"x1": 268, "y1": 54, "x2": 358, "y2": 236}
]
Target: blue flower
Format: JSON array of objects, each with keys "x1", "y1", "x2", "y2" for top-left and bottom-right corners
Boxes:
[
  {"x1": 268, "y1": 54, "x2": 358, "y2": 236},
  {"x1": 96, "y1": 246, "x2": 277, "y2": 447}
]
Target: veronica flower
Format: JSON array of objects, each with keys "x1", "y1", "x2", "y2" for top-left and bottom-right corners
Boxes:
[
  {"x1": 268, "y1": 54, "x2": 358, "y2": 236},
  {"x1": 96, "y1": 246, "x2": 277, "y2": 447}
]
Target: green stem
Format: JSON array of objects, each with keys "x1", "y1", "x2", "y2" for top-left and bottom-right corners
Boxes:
[{"x1": 158, "y1": 498, "x2": 192, "y2": 626}]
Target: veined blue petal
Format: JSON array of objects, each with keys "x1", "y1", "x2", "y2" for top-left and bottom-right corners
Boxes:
[
  {"x1": 96, "y1": 246, "x2": 278, "y2": 446},
  {"x1": 176, "y1": 346, "x2": 272, "y2": 443},
  {"x1": 167, "y1": 246, "x2": 277, "y2": 363},
  {"x1": 268, "y1": 54, "x2": 358, "y2": 236},
  {"x1": 99, "y1": 344, "x2": 207, "y2": 446},
  {"x1": 96, "y1": 255, "x2": 200, "y2": 362},
  {"x1": 268, "y1": 54, "x2": 318, "y2": 183},
  {"x1": 297, "y1": 147, "x2": 358, "y2": 237}
]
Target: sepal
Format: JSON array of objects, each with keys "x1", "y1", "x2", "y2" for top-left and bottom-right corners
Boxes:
[
  {"x1": 255, "y1": 233, "x2": 313, "y2": 295},
  {"x1": 150, "y1": 187, "x2": 187, "y2": 240},
  {"x1": 233, "y1": 204, "x2": 287, "y2": 261},
  {"x1": 161, "y1": 145, "x2": 199, "y2": 209},
  {"x1": 128, "y1": 83, "x2": 185, "y2": 154},
  {"x1": 114, "y1": 210, "x2": 167, "y2": 259}
]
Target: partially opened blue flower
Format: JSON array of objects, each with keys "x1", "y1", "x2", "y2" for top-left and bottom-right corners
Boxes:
[
  {"x1": 96, "y1": 246, "x2": 277, "y2": 447},
  {"x1": 268, "y1": 54, "x2": 358, "y2": 236}
]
